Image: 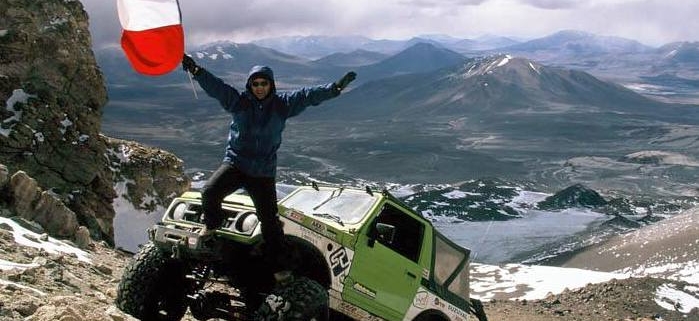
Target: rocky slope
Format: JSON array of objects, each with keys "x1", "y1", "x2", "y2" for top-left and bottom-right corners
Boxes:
[
  {"x1": 562, "y1": 207, "x2": 699, "y2": 283},
  {"x1": 483, "y1": 277, "x2": 697, "y2": 321},
  {"x1": 1, "y1": 0, "x2": 115, "y2": 242}
]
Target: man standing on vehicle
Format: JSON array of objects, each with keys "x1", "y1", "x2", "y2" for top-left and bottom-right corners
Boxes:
[{"x1": 182, "y1": 54, "x2": 356, "y2": 274}]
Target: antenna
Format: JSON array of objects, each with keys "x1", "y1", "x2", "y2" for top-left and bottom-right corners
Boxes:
[
  {"x1": 186, "y1": 71, "x2": 199, "y2": 99},
  {"x1": 471, "y1": 220, "x2": 494, "y2": 262}
]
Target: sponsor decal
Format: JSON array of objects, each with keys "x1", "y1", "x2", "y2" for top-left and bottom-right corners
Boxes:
[
  {"x1": 284, "y1": 209, "x2": 304, "y2": 223},
  {"x1": 310, "y1": 219, "x2": 326, "y2": 233},
  {"x1": 406, "y1": 288, "x2": 470, "y2": 321},
  {"x1": 413, "y1": 291, "x2": 429, "y2": 309},
  {"x1": 433, "y1": 297, "x2": 445, "y2": 308},
  {"x1": 329, "y1": 247, "x2": 350, "y2": 277},
  {"x1": 300, "y1": 227, "x2": 321, "y2": 246},
  {"x1": 352, "y1": 282, "x2": 377, "y2": 299},
  {"x1": 337, "y1": 301, "x2": 364, "y2": 319},
  {"x1": 336, "y1": 301, "x2": 384, "y2": 321},
  {"x1": 448, "y1": 303, "x2": 469, "y2": 319}
]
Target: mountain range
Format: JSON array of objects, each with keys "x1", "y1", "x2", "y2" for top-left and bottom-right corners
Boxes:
[
  {"x1": 97, "y1": 30, "x2": 699, "y2": 200},
  {"x1": 501, "y1": 30, "x2": 653, "y2": 55},
  {"x1": 250, "y1": 34, "x2": 520, "y2": 59},
  {"x1": 248, "y1": 31, "x2": 699, "y2": 102},
  {"x1": 307, "y1": 54, "x2": 677, "y2": 119}
]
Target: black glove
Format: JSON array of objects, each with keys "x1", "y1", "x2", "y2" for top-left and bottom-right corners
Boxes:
[
  {"x1": 182, "y1": 54, "x2": 200, "y2": 75},
  {"x1": 335, "y1": 71, "x2": 356, "y2": 91}
]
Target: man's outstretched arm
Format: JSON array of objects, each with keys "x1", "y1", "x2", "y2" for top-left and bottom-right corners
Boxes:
[
  {"x1": 284, "y1": 71, "x2": 356, "y2": 117},
  {"x1": 182, "y1": 55, "x2": 242, "y2": 113}
]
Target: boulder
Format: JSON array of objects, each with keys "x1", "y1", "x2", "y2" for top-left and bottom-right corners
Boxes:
[
  {"x1": 33, "y1": 191, "x2": 79, "y2": 238},
  {"x1": 0, "y1": 164, "x2": 8, "y2": 187},
  {"x1": 73, "y1": 225, "x2": 92, "y2": 249},
  {"x1": 9, "y1": 171, "x2": 41, "y2": 220}
]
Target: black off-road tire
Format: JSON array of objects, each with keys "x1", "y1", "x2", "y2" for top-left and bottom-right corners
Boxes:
[
  {"x1": 255, "y1": 276, "x2": 328, "y2": 321},
  {"x1": 470, "y1": 298, "x2": 488, "y2": 321},
  {"x1": 116, "y1": 242, "x2": 189, "y2": 321},
  {"x1": 414, "y1": 311, "x2": 448, "y2": 321}
]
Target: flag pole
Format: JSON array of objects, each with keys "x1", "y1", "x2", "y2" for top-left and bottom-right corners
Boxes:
[{"x1": 187, "y1": 71, "x2": 198, "y2": 99}]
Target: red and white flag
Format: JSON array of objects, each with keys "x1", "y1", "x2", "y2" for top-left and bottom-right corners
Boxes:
[{"x1": 117, "y1": 0, "x2": 184, "y2": 76}]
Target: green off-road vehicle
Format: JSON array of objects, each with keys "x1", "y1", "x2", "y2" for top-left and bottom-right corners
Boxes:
[{"x1": 116, "y1": 184, "x2": 488, "y2": 321}]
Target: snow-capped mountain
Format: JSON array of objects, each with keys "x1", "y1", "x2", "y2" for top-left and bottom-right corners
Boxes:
[
  {"x1": 503, "y1": 30, "x2": 653, "y2": 55},
  {"x1": 307, "y1": 54, "x2": 672, "y2": 120},
  {"x1": 657, "y1": 42, "x2": 699, "y2": 65}
]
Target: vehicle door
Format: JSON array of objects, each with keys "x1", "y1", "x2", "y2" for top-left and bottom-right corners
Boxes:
[{"x1": 343, "y1": 201, "x2": 426, "y2": 320}]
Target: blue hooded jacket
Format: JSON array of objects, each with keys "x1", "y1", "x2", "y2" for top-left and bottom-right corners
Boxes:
[{"x1": 194, "y1": 65, "x2": 340, "y2": 177}]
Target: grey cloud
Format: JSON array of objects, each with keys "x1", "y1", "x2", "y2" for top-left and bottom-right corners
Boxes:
[
  {"x1": 81, "y1": 0, "x2": 341, "y2": 47},
  {"x1": 398, "y1": 0, "x2": 489, "y2": 7},
  {"x1": 79, "y1": 0, "x2": 699, "y2": 49},
  {"x1": 81, "y1": 0, "x2": 120, "y2": 48},
  {"x1": 516, "y1": 0, "x2": 581, "y2": 10},
  {"x1": 179, "y1": 0, "x2": 341, "y2": 43}
]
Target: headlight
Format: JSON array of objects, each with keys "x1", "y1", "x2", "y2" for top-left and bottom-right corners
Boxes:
[
  {"x1": 236, "y1": 212, "x2": 259, "y2": 233},
  {"x1": 171, "y1": 203, "x2": 188, "y2": 220}
]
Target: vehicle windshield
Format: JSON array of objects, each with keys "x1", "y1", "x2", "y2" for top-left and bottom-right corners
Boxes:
[{"x1": 281, "y1": 187, "x2": 378, "y2": 225}]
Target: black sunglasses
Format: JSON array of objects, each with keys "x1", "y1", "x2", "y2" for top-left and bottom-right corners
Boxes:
[{"x1": 251, "y1": 80, "x2": 269, "y2": 87}]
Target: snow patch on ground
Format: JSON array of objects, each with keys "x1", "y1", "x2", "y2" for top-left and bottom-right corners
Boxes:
[
  {"x1": 471, "y1": 263, "x2": 628, "y2": 301},
  {"x1": 617, "y1": 261, "x2": 699, "y2": 285},
  {"x1": 655, "y1": 284, "x2": 699, "y2": 314},
  {"x1": 0, "y1": 258, "x2": 39, "y2": 271},
  {"x1": 0, "y1": 217, "x2": 91, "y2": 265},
  {"x1": 507, "y1": 190, "x2": 550, "y2": 209},
  {"x1": 0, "y1": 278, "x2": 47, "y2": 296},
  {"x1": 471, "y1": 263, "x2": 699, "y2": 314}
]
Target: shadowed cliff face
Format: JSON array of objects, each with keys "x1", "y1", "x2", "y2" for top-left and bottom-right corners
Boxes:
[{"x1": 0, "y1": 0, "x2": 189, "y2": 244}]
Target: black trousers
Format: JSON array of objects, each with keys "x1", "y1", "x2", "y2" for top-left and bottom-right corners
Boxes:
[{"x1": 201, "y1": 163, "x2": 285, "y2": 253}]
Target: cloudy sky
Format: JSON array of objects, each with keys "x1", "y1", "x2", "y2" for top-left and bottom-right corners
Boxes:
[{"x1": 82, "y1": 0, "x2": 698, "y2": 49}]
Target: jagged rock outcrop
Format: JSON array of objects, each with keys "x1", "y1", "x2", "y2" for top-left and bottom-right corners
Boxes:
[
  {"x1": 105, "y1": 137, "x2": 189, "y2": 213},
  {"x1": 0, "y1": 0, "x2": 114, "y2": 242},
  {"x1": 0, "y1": 0, "x2": 189, "y2": 245},
  {"x1": 537, "y1": 183, "x2": 607, "y2": 210}
]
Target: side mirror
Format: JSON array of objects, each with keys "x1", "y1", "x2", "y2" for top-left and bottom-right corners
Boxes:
[{"x1": 375, "y1": 223, "x2": 395, "y2": 244}]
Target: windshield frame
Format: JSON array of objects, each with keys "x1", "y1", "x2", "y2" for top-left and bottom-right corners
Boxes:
[{"x1": 280, "y1": 186, "x2": 380, "y2": 226}]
